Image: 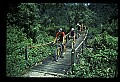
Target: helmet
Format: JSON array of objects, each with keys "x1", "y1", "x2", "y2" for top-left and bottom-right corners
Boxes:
[
  {"x1": 59, "y1": 28, "x2": 62, "y2": 32},
  {"x1": 77, "y1": 23, "x2": 79, "y2": 26},
  {"x1": 71, "y1": 28, "x2": 74, "y2": 31}
]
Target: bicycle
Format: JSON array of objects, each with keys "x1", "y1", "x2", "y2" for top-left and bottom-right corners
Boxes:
[
  {"x1": 53, "y1": 39, "x2": 64, "y2": 62},
  {"x1": 69, "y1": 34, "x2": 76, "y2": 49},
  {"x1": 77, "y1": 30, "x2": 81, "y2": 38}
]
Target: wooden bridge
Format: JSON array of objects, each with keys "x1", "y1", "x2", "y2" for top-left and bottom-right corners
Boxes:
[{"x1": 22, "y1": 29, "x2": 88, "y2": 77}]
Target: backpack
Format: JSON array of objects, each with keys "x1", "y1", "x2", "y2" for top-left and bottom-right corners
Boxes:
[
  {"x1": 58, "y1": 32, "x2": 64, "y2": 41},
  {"x1": 71, "y1": 31, "x2": 74, "y2": 36},
  {"x1": 77, "y1": 25, "x2": 80, "y2": 30}
]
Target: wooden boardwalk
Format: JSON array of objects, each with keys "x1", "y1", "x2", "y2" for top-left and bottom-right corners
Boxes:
[{"x1": 22, "y1": 33, "x2": 86, "y2": 77}]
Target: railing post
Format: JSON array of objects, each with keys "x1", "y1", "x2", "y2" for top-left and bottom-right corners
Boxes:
[
  {"x1": 71, "y1": 49, "x2": 75, "y2": 74},
  {"x1": 25, "y1": 45, "x2": 28, "y2": 60},
  {"x1": 71, "y1": 49, "x2": 74, "y2": 65},
  {"x1": 74, "y1": 50, "x2": 77, "y2": 64}
]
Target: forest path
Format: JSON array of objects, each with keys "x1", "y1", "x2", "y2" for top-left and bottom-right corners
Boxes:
[{"x1": 22, "y1": 33, "x2": 86, "y2": 77}]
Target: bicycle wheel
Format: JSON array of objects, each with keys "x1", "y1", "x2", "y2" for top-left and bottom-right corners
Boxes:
[
  {"x1": 72, "y1": 38, "x2": 75, "y2": 49},
  {"x1": 60, "y1": 44, "x2": 64, "y2": 58},
  {"x1": 72, "y1": 42, "x2": 73, "y2": 49},
  {"x1": 57, "y1": 47, "x2": 61, "y2": 57},
  {"x1": 53, "y1": 48, "x2": 59, "y2": 61}
]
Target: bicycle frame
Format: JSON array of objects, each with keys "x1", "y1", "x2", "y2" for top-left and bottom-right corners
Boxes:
[
  {"x1": 77, "y1": 30, "x2": 80, "y2": 37},
  {"x1": 71, "y1": 37, "x2": 75, "y2": 49},
  {"x1": 54, "y1": 39, "x2": 63, "y2": 61},
  {"x1": 69, "y1": 35, "x2": 76, "y2": 49}
]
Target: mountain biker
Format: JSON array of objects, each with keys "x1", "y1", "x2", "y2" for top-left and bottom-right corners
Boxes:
[
  {"x1": 83, "y1": 25, "x2": 87, "y2": 32},
  {"x1": 53, "y1": 28, "x2": 66, "y2": 59},
  {"x1": 77, "y1": 23, "x2": 82, "y2": 35},
  {"x1": 69, "y1": 28, "x2": 76, "y2": 43},
  {"x1": 80, "y1": 23, "x2": 84, "y2": 32}
]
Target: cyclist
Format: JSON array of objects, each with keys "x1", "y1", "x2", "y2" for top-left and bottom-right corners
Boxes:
[
  {"x1": 77, "y1": 22, "x2": 85, "y2": 33},
  {"x1": 53, "y1": 28, "x2": 66, "y2": 60},
  {"x1": 83, "y1": 25, "x2": 87, "y2": 32},
  {"x1": 69, "y1": 28, "x2": 76, "y2": 49},
  {"x1": 69, "y1": 28, "x2": 76, "y2": 43},
  {"x1": 77, "y1": 23, "x2": 82, "y2": 35},
  {"x1": 81, "y1": 23, "x2": 85, "y2": 32}
]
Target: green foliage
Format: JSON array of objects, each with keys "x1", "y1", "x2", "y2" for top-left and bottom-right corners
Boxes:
[
  {"x1": 6, "y1": 25, "x2": 31, "y2": 76},
  {"x1": 6, "y1": 3, "x2": 55, "y2": 76},
  {"x1": 104, "y1": 19, "x2": 118, "y2": 37},
  {"x1": 69, "y1": 31, "x2": 118, "y2": 78},
  {"x1": 88, "y1": 31, "x2": 118, "y2": 51},
  {"x1": 81, "y1": 9, "x2": 98, "y2": 27},
  {"x1": 68, "y1": 47, "x2": 118, "y2": 78},
  {"x1": 6, "y1": 25, "x2": 54, "y2": 77},
  {"x1": 88, "y1": 3, "x2": 118, "y2": 24}
]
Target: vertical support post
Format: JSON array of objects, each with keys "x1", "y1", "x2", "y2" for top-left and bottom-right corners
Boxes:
[
  {"x1": 74, "y1": 50, "x2": 77, "y2": 64},
  {"x1": 25, "y1": 45, "x2": 28, "y2": 60},
  {"x1": 71, "y1": 49, "x2": 74, "y2": 65},
  {"x1": 71, "y1": 49, "x2": 75, "y2": 74}
]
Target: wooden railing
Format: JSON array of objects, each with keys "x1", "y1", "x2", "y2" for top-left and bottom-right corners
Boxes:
[{"x1": 70, "y1": 29, "x2": 88, "y2": 73}]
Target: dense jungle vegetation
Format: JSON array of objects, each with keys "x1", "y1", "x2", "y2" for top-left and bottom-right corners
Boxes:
[{"x1": 6, "y1": 3, "x2": 118, "y2": 77}]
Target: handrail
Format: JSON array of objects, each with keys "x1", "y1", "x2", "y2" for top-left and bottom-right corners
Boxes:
[
  {"x1": 28, "y1": 41, "x2": 54, "y2": 49},
  {"x1": 66, "y1": 32, "x2": 70, "y2": 37},
  {"x1": 75, "y1": 31, "x2": 88, "y2": 51}
]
